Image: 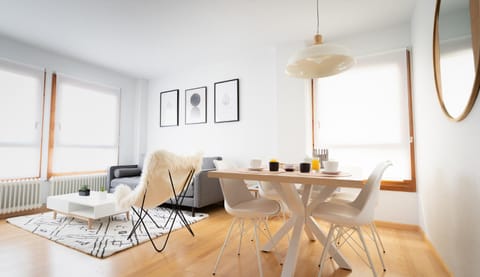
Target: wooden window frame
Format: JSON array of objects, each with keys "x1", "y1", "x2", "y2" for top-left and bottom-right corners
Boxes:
[{"x1": 47, "y1": 73, "x2": 118, "y2": 178}]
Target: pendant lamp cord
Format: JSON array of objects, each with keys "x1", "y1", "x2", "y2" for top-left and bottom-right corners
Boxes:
[{"x1": 316, "y1": 0, "x2": 319, "y2": 35}]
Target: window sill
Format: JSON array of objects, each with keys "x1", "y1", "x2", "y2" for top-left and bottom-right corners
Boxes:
[{"x1": 379, "y1": 180, "x2": 416, "y2": 192}]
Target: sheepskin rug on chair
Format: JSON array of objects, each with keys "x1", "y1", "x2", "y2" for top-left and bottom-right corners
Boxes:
[{"x1": 115, "y1": 149, "x2": 203, "y2": 210}]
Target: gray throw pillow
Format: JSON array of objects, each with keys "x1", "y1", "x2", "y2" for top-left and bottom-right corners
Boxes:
[{"x1": 114, "y1": 168, "x2": 141, "y2": 178}]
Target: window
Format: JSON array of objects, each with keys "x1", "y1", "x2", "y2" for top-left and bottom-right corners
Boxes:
[
  {"x1": 48, "y1": 74, "x2": 120, "y2": 176},
  {"x1": 314, "y1": 49, "x2": 415, "y2": 191},
  {"x1": 0, "y1": 59, "x2": 45, "y2": 180}
]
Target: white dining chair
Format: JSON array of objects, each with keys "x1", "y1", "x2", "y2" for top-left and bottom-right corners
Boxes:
[
  {"x1": 330, "y1": 190, "x2": 386, "y2": 254},
  {"x1": 325, "y1": 163, "x2": 386, "y2": 254},
  {"x1": 212, "y1": 160, "x2": 281, "y2": 277},
  {"x1": 313, "y1": 160, "x2": 392, "y2": 277},
  {"x1": 259, "y1": 181, "x2": 290, "y2": 214}
]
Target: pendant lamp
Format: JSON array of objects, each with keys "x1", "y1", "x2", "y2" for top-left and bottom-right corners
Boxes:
[{"x1": 285, "y1": 0, "x2": 355, "y2": 78}]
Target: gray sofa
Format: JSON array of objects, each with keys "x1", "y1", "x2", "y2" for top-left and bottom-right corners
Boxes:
[{"x1": 106, "y1": 156, "x2": 224, "y2": 216}]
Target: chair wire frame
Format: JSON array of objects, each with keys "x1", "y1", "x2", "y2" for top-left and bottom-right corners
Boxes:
[
  {"x1": 318, "y1": 224, "x2": 386, "y2": 277},
  {"x1": 212, "y1": 216, "x2": 278, "y2": 277},
  {"x1": 335, "y1": 224, "x2": 386, "y2": 255},
  {"x1": 126, "y1": 169, "x2": 196, "y2": 252}
]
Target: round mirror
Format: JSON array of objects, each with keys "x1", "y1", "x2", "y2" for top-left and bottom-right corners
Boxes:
[{"x1": 433, "y1": 0, "x2": 480, "y2": 121}]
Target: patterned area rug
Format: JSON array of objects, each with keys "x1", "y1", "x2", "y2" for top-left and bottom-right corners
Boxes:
[{"x1": 7, "y1": 207, "x2": 208, "y2": 258}]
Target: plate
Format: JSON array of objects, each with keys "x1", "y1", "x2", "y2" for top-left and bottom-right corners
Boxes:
[
  {"x1": 248, "y1": 167, "x2": 264, "y2": 171},
  {"x1": 321, "y1": 170, "x2": 341, "y2": 175}
]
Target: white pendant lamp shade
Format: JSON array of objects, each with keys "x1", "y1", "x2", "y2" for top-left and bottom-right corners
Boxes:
[{"x1": 286, "y1": 35, "x2": 355, "y2": 78}]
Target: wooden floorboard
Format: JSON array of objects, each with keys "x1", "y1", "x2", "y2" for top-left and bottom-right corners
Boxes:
[{"x1": 0, "y1": 205, "x2": 451, "y2": 277}]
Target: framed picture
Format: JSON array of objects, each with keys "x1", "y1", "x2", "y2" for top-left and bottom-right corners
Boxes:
[
  {"x1": 185, "y1": 86, "x2": 207, "y2": 124},
  {"x1": 214, "y1": 79, "x2": 239, "y2": 123},
  {"x1": 159, "y1": 89, "x2": 179, "y2": 127}
]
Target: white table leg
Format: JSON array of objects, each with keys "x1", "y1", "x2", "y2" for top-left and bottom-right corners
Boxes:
[
  {"x1": 306, "y1": 216, "x2": 352, "y2": 270},
  {"x1": 301, "y1": 185, "x2": 316, "y2": 241},
  {"x1": 262, "y1": 215, "x2": 296, "y2": 251},
  {"x1": 280, "y1": 215, "x2": 305, "y2": 277}
]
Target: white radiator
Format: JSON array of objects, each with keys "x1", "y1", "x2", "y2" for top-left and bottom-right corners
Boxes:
[
  {"x1": 49, "y1": 174, "x2": 107, "y2": 196},
  {"x1": 0, "y1": 179, "x2": 42, "y2": 214}
]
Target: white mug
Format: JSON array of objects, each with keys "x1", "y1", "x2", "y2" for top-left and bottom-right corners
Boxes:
[
  {"x1": 250, "y1": 158, "x2": 262, "y2": 168},
  {"x1": 323, "y1": 160, "x2": 339, "y2": 172}
]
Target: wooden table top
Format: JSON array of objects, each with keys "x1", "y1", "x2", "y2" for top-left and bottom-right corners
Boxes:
[{"x1": 208, "y1": 168, "x2": 364, "y2": 189}]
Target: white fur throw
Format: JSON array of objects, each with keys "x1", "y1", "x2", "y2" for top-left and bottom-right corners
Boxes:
[{"x1": 115, "y1": 150, "x2": 202, "y2": 209}]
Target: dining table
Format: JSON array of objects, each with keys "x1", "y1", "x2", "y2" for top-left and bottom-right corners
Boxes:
[{"x1": 208, "y1": 167, "x2": 364, "y2": 277}]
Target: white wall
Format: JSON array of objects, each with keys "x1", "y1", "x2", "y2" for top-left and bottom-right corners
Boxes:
[
  {"x1": 275, "y1": 42, "x2": 312, "y2": 163},
  {"x1": 147, "y1": 48, "x2": 278, "y2": 166},
  {"x1": 411, "y1": 1, "x2": 480, "y2": 276},
  {"x1": 0, "y1": 34, "x2": 146, "y2": 202}
]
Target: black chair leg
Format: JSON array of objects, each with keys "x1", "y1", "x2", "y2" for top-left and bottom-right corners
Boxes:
[
  {"x1": 127, "y1": 169, "x2": 197, "y2": 252},
  {"x1": 144, "y1": 209, "x2": 161, "y2": 228},
  {"x1": 127, "y1": 192, "x2": 148, "y2": 240},
  {"x1": 139, "y1": 205, "x2": 178, "y2": 253},
  {"x1": 164, "y1": 175, "x2": 191, "y2": 228},
  {"x1": 175, "y1": 208, "x2": 195, "y2": 236},
  {"x1": 167, "y1": 170, "x2": 195, "y2": 237},
  {"x1": 164, "y1": 206, "x2": 175, "y2": 228}
]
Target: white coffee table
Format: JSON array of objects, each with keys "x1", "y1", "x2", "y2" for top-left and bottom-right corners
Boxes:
[{"x1": 47, "y1": 193, "x2": 130, "y2": 229}]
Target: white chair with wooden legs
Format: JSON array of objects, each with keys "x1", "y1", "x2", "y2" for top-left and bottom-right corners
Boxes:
[
  {"x1": 212, "y1": 160, "x2": 281, "y2": 277},
  {"x1": 313, "y1": 161, "x2": 392, "y2": 277}
]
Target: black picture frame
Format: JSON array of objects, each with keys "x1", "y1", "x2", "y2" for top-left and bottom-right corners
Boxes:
[
  {"x1": 159, "y1": 89, "x2": 179, "y2": 127},
  {"x1": 214, "y1": 79, "x2": 239, "y2": 123},
  {"x1": 185, "y1": 86, "x2": 207, "y2": 125}
]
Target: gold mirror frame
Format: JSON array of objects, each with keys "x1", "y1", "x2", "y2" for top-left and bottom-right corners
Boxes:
[{"x1": 433, "y1": 0, "x2": 480, "y2": 121}]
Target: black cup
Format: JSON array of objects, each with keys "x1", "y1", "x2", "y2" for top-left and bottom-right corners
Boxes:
[
  {"x1": 299, "y1": 162, "x2": 311, "y2": 173},
  {"x1": 269, "y1": 161, "x2": 279, "y2": 171}
]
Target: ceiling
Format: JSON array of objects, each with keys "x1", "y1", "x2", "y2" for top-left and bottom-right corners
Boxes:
[{"x1": 0, "y1": 0, "x2": 417, "y2": 79}]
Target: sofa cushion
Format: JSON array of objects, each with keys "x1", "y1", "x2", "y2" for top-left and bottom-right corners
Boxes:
[
  {"x1": 114, "y1": 168, "x2": 141, "y2": 178},
  {"x1": 110, "y1": 176, "x2": 141, "y2": 192},
  {"x1": 201, "y1": 157, "x2": 222, "y2": 170}
]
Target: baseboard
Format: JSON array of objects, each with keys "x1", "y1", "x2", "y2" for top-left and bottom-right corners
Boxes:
[
  {"x1": 419, "y1": 229, "x2": 454, "y2": 277},
  {"x1": 374, "y1": 220, "x2": 453, "y2": 276},
  {"x1": 0, "y1": 205, "x2": 49, "y2": 220},
  {"x1": 374, "y1": 220, "x2": 420, "y2": 231}
]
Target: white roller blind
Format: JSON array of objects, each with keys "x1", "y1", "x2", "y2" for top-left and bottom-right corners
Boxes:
[
  {"x1": 52, "y1": 75, "x2": 120, "y2": 173},
  {"x1": 0, "y1": 59, "x2": 44, "y2": 179},
  {"x1": 315, "y1": 49, "x2": 412, "y2": 181}
]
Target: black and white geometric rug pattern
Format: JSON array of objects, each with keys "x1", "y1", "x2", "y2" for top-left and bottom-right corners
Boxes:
[{"x1": 7, "y1": 207, "x2": 208, "y2": 258}]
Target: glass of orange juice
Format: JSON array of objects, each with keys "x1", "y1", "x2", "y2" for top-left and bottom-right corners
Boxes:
[{"x1": 311, "y1": 158, "x2": 320, "y2": 171}]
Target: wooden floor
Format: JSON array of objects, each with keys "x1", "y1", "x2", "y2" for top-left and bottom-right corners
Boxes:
[{"x1": 0, "y1": 205, "x2": 450, "y2": 277}]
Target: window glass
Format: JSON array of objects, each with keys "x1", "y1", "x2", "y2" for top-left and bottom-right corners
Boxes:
[
  {"x1": 315, "y1": 50, "x2": 413, "y2": 182},
  {"x1": 51, "y1": 76, "x2": 120, "y2": 173},
  {"x1": 0, "y1": 60, "x2": 44, "y2": 179}
]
